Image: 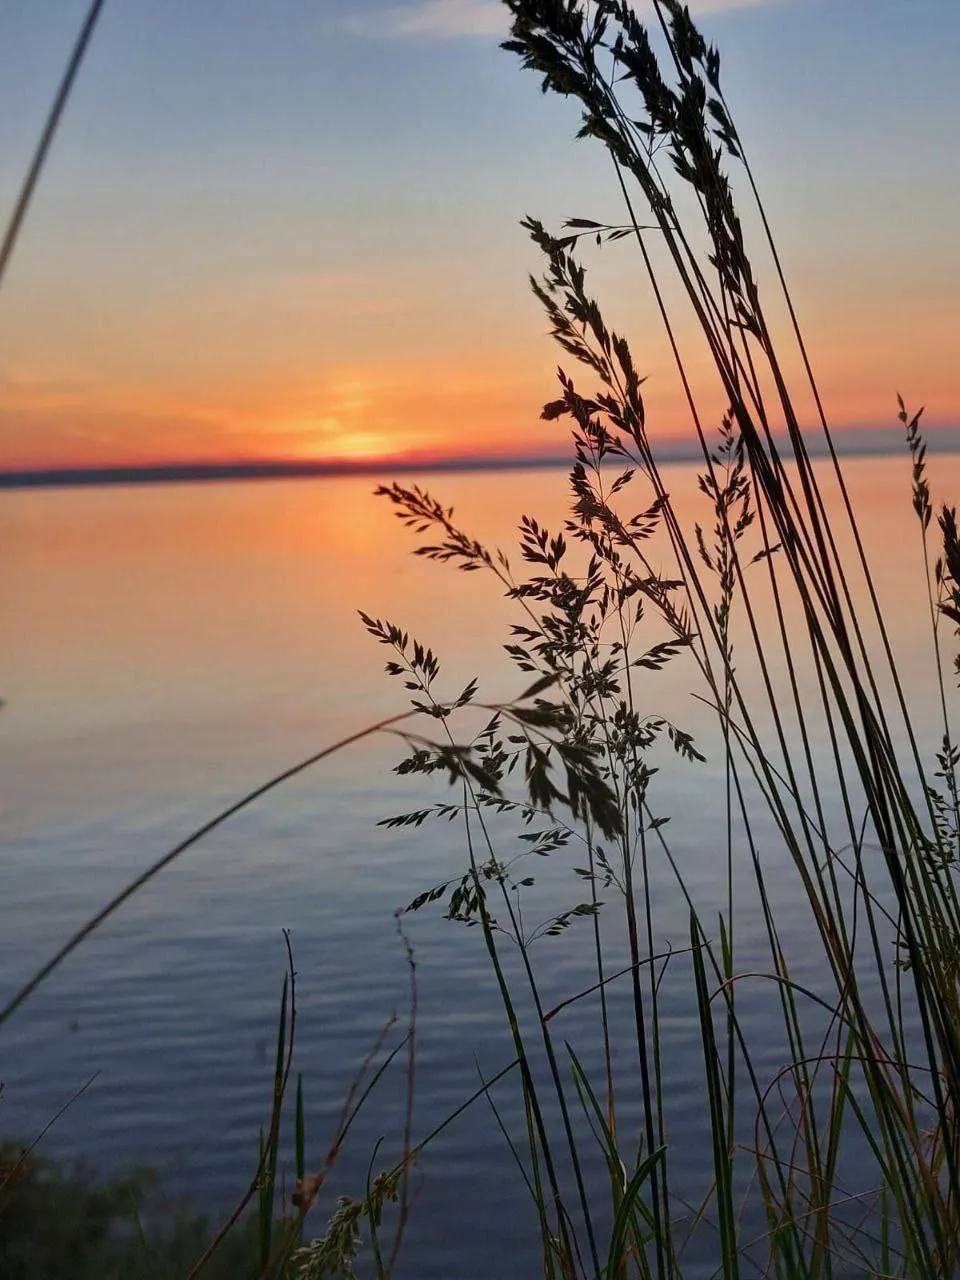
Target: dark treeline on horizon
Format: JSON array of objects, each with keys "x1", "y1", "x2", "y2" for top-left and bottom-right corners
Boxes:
[{"x1": 3, "y1": 426, "x2": 960, "y2": 490}]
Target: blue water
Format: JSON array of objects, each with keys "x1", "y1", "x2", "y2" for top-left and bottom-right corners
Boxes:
[{"x1": 1, "y1": 459, "x2": 955, "y2": 1276}]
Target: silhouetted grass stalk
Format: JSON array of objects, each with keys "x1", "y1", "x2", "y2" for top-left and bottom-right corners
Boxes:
[{"x1": 367, "y1": 1, "x2": 960, "y2": 1274}]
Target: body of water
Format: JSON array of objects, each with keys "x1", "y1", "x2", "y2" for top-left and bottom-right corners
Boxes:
[{"x1": 1, "y1": 454, "x2": 956, "y2": 1276}]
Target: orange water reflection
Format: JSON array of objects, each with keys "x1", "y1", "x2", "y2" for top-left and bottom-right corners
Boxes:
[{"x1": 2, "y1": 455, "x2": 958, "y2": 822}]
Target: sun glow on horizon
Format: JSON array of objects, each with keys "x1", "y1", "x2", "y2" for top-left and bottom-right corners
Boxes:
[{"x1": 295, "y1": 424, "x2": 401, "y2": 462}]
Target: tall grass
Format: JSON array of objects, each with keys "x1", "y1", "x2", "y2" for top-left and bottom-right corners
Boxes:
[{"x1": 352, "y1": 1, "x2": 960, "y2": 1275}]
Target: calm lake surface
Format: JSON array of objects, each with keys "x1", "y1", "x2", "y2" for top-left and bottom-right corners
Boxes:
[{"x1": 2, "y1": 455, "x2": 957, "y2": 1276}]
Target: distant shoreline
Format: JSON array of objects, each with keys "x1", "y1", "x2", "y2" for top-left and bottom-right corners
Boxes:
[{"x1": 3, "y1": 427, "x2": 959, "y2": 490}]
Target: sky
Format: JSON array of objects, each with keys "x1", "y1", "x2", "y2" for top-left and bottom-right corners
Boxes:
[{"x1": 0, "y1": 0, "x2": 958, "y2": 471}]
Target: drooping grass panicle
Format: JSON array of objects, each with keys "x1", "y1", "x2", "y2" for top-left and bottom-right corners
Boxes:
[{"x1": 360, "y1": 2, "x2": 960, "y2": 1275}]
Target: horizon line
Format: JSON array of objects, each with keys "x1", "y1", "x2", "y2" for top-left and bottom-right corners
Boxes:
[{"x1": 3, "y1": 426, "x2": 960, "y2": 491}]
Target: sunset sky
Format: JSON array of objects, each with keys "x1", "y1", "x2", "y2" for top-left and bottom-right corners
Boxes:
[{"x1": 1, "y1": 0, "x2": 958, "y2": 471}]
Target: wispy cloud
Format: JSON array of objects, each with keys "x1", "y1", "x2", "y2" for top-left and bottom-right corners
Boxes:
[
  {"x1": 343, "y1": 0, "x2": 773, "y2": 42},
  {"x1": 684, "y1": 0, "x2": 772, "y2": 10},
  {"x1": 343, "y1": 0, "x2": 505, "y2": 40}
]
